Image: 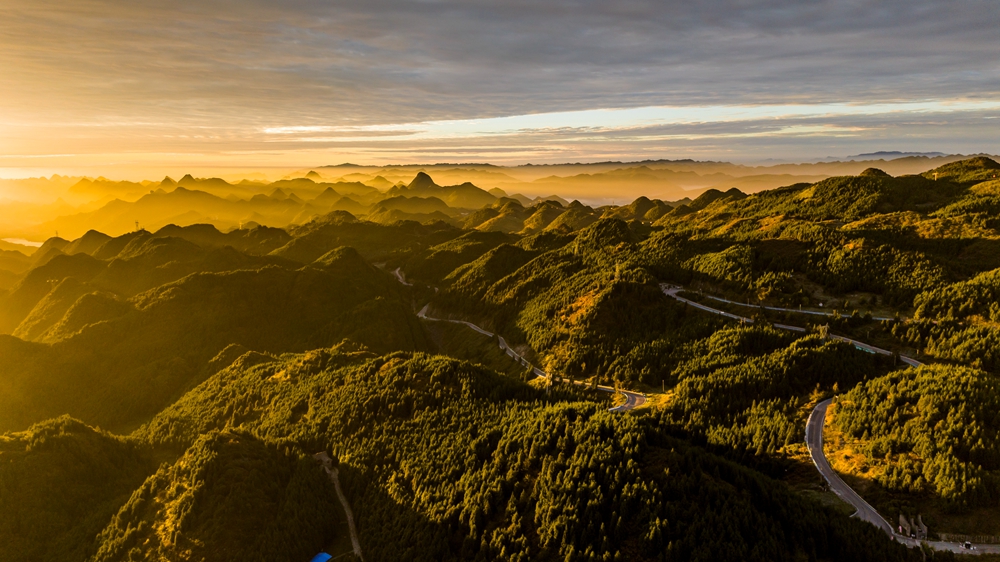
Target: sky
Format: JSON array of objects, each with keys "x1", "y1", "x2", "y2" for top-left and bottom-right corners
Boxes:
[{"x1": 1, "y1": 0, "x2": 998, "y2": 178}]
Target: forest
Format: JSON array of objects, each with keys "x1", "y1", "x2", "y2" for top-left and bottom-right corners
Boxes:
[
  {"x1": 3, "y1": 157, "x2": 999, "y2": 560},
  {"x1": 834, "y1": 365, "x2": 1000, "y2": 508}
]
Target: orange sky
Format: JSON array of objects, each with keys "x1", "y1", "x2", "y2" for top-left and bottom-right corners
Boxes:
[{"x1": 2, "y1": 0, "x2": 998, "y2": 179}]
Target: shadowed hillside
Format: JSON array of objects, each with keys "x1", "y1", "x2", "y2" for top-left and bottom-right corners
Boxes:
[
  {"x1": 0, "y1": 239, "x2": 428, "y2": 433},
  {"x1": 4, "y1": 157, "x2": 1000, "y2": 559}
]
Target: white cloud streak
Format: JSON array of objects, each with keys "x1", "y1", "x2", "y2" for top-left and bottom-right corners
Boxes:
[{"x1": 0, "y1": 0, "x2": 998, "y2": 171}]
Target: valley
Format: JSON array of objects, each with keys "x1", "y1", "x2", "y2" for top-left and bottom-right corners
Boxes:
[{"x1": 2, "y1": 157, "x2": 1000, "y2": 560}]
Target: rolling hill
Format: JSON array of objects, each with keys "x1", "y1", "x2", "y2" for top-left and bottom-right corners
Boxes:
[{"x1": 4, "y1": 157, "x2": 1000, "y2": 560}]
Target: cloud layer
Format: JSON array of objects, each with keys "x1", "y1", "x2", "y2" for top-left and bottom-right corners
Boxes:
[{"x1": 1, "y1": 0, "x2": 998, "y2": 172}]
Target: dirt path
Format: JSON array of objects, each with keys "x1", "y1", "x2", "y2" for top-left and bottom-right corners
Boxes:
[{"x1": 315, "y1": 452, "x2": 363, "y2": 561}]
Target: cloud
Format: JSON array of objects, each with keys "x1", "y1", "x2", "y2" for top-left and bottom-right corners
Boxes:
[{"x1": 0, "y1": 0, "x2": 998, "y2": 168}]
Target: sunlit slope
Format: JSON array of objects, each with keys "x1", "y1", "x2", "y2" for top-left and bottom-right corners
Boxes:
[
  {"x1": 920, "y1": 156, "x2": 1000, "y2": 186},
  {"x1": 460, "y1": 196, "x2": 663, "y2": 235},
  {"x1": 274, "y1": 210, "x2": 463, "y2": 264},
  {"x1": 636, "y1": 157, "x2": 1000, "y2": 373},
  {"x1": 0, "y1": 231, "x2": 293, "y2": 335},
  {"x1": 4, "y1": 158, "x2": 1000, "y2": 560},
  {"x1": 125, "y1": 348, "x2": 914, "y2": 562},
  {"x1": 0, "y1": 252, "x2": 106, "y2": 334},
  {"x1": 0, "y1": 417, "x2": 156, "y2": 562},
  {"x1": 641, "y1": 158, "x2": 1000, "y2": 300},
  {"x1": 412, "y1": 218, "x2": 727, "y2": 384},
  {"x1": 834, "y1": 364, "x2": 1000, "y2": 507},
  {"x1": 387, "y1": 158, "x2": 1000, "y2": 385},
  {"x1": 0, "y1": 245, "x2": 428, "y2": 433},
  {"x1": 90, "y1": 430, "x2": 343, "y2": 562}
]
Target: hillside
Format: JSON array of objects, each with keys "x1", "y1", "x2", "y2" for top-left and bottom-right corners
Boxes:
[
  {"x1": 4, "y1": 157, "x2": 1000, "y2": 559},
  {"x1": 0, "y1": 417, "x2": 155, "y2": 562},
  {"x1": 834, "y1": 365, "x2": 1000, "y2": 508},
  {"x1": 127, "y1": 349, "x2": 914, "y2": 562},
  {"x1": 0, "y1": 231, "x2": 293, "y2": 335},
  {"x1": 0, "y1": 243, "x2": 427, "y2": 433},
  {"x1": 90, "y1": 430, "x2": 343, "y2": 562}
]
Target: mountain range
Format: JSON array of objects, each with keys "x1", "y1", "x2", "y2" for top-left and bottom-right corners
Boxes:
[{"x1": 2, "y1": 157, "x2": 1000, "y2": 560}]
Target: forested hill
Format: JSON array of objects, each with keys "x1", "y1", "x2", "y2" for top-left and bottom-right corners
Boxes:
[
  {"x1": 0, "y1": 228, "x2": 431, "y2": 433},
  {"x1": 3, "y1": 159, "x2": 997, "y2": 560},
  {"x1": 3, "y1": 349, "x2": 920, "y2": 561}
]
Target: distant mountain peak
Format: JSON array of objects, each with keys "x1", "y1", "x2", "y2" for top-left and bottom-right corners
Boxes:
[
  {"x1": 848, "y1": 151, "x2": 947, "y2": 160},
  {"x1": 407, "y1": 172, "x2": 439, "y2": 190},
  {"x1": 859, "y1": 168, "x2": 891, "y2": 177}
]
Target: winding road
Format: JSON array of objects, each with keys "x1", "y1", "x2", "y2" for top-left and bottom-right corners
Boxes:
[
  {"x1": 395, "y1": 268, "x2": 647, "y2": 412},
  {"x1": 392, "y1": 265, "x2": 999, "y2": 551},
  {"x1": 697, "y1": 292, "x2": 898, "y2": 322},
  {"x1": 661, "y1": 283, "x2": 999, "y2": 554},
  {"x1": 807, "y1": 400, "x2": 1000, "y2": 554},
  {"x1": 806, "y1": 399, "x2": 895, "y2": 534},
  {"x1": 661, "y1": 284, "x2": 923, "y2": 367}
]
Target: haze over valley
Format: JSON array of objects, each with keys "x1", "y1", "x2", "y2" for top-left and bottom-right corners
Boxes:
[
  {"x1": 3, "y1": 155, "x2": 1000, "y2": 560},
  {"x1": 3, "y1": 0, "x2": 1000, "y2": 560},
  {"x1": 3, "y1": 153, "x2": 995, "y2": 243}
]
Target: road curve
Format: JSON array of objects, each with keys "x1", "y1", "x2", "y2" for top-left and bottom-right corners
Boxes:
[
  {"x1": 807, "y1": 401, "x2": 1000, "y2": 554},
  {"x1": 390, "y1": 271, "x2": 999, "y2": 549},
  {"x1": 410, "y1": 276, "x2": 995, "y2": 551},
  {"x1": 394, "y1": 269, "x2": 646, "y2": 412},
  {"x1": 660, "y1": 284, "x2": 923, "y2": 367},
  {"x1": 807, "y1": 400, "x2": 895, "y2": 534},
  {"x1": 666, "y1": 283, "x2": 1000, "y2": 552},
  {"x1": 417, "y1": 303, "x2": 647, "y2": 412}
]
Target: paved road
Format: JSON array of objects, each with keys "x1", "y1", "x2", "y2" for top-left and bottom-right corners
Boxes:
[
  {"x1": 698, "y1": 292, "x2": 899, "y2": 322},
  {"x1": 418, "y1": 303, "x2": 647, "y2": 412},
  {"x1": 396, "y1": 272, "x2": 1000, "y2": 551},
  {"x1": 394, "y1": 267, "x2": 646, "y2": 412},
  {"x1": 392, "y1": 267, "x2": 646, "y2": 406},
  {"x1": 806, "y1": 401, "x2": 1000, "y2": 554},
  {"x1": 664, "y1": 283, "x2": 1000, "y2": 552},
  {"x1": 392, "y1": 267, "x2": 413, "y2": 287},
  {"x1": 392, "y1": 271, "x2": 1000, "y2": 550},
  {"x1": 610, "y1": 388, "x2": 645, "y2": 412},
  {"x1": 661, "y1": 284, "x2": 923, "y2": 367},
  {"x1": 807, "y1": 400, "x2": 895, "y2": 534}
]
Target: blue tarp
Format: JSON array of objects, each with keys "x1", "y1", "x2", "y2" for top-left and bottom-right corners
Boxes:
[{"x1": 309, "y1": 553, "x2": 333, "y2": 562}]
